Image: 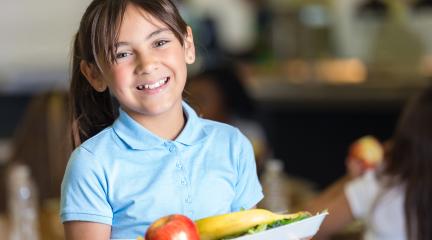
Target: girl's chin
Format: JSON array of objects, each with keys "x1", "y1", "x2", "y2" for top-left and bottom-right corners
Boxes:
[{"x1": 125, "y1": 100, "x2": 182, "y2": 117}]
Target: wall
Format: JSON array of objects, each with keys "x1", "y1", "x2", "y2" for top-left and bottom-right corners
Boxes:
[{"x1": 0, "y1": 0, "x2": 91, "y2": 92}]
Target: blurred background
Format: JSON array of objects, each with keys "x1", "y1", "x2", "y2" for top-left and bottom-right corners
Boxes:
[{"x1": 1, "y1": 0, "x2": 432, "y2": 239}]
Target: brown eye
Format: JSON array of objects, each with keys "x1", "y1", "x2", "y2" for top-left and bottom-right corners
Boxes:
[
  {"x1": 115, "y1": 52, "x2": 132, "y2": 59},
  {"x1": 154, "y1": 40, "x2": 169, "y2": 48}
]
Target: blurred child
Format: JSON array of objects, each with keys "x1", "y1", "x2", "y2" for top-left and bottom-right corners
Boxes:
[
  {"x1": 305, "y1": 85, "x2": 432, "y2": 240},
  {"x1": 0, "y1": 91, "x2": 70, "y2": 210},
  {"x1": 0, "y1": 91, "x2": 70, "y2": 240}
]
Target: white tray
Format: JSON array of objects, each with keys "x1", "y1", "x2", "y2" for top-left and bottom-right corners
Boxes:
[{"x1": 232, "y1": 212, "x2": 328, "y2": 240}]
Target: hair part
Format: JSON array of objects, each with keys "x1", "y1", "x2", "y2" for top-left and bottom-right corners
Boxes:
[{"x1": 70, "y1": 0, "x2": 188, "y2": 147}]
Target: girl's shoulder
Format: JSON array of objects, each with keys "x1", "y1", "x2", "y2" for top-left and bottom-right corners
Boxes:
[
  {"x1": 74, "y1": 126, "x2": 119, "y2": 156},
  {"x1": 198, "y1": 118, "x2": 252, "y2": 147},
  {"x1": 199, "y1": 118, "x2": 243, "y2": 137}
]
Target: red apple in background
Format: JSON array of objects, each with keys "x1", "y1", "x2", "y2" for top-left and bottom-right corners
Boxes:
[
  {"x1": 145, "y1": 214, "x2": 200, "y2": 240},
  {"x1": 349, "y1": 135, "x2": 384, "y2": 168}
]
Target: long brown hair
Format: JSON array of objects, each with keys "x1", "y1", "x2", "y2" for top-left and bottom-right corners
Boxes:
[
  {"x1": 70, "y1": 0, "x2": 188, "y2": 148},
  {"x1": 383, "y1": 85, "x2": 432, "y2": 239}
]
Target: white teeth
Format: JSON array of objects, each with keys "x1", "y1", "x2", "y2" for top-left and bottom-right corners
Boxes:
[{"x1": 137, "y1": 77, "x2": 168, "y2": 90}]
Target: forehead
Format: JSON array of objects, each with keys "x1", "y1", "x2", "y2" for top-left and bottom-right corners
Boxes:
[{"x1": 119, "y1": 3, "x2": 168, "y2": 35}]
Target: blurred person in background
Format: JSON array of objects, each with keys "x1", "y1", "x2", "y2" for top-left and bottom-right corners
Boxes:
[
  {"x1": 186, "y1": 62, "x2": 271, "y2": 176},
  {"x1": 304, "y1": 84, "x2": 432, "y2": 240},
  {"x1": 0, "y1": 91, "x2": 70, "y2": 240}
]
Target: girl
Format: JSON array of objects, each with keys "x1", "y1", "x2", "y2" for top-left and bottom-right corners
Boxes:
[
  {"x1": 306, "y1": 85, "x2": 432, "y2": 240},
  {"x1": 60, "y1": 0, "x2": 263, "y2": 239}
]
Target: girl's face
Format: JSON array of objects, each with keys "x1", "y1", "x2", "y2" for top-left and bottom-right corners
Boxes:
[{"x1": 97, "y1": 3, "x2": 195, "y2": 121}]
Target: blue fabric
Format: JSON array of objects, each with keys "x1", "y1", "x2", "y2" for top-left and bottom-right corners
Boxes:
[{"x1": 61, "y1": 102, "x2": 263, "y2": 239}]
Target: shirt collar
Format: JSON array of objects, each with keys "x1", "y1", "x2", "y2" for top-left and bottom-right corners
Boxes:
[
  {"x1": 176, "y1": 101, "x2": 208, "y2": 146},
  {"x1": 113, "y1": 101, "x2": 208, "y2": 150}
]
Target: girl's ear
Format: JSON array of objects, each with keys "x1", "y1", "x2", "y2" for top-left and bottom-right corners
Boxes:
[
  {"x1": 80, "y1": 61, "x2": 108, "y2": 92},
  {"x1": 184, "y1": 26, "x2": 196, "y2": 64}
]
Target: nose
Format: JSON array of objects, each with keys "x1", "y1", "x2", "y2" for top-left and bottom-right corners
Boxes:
[{"x1": 135, "y1": 52, "x2": 158, "y2": 75}]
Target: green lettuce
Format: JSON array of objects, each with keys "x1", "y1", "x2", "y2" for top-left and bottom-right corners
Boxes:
[{"x1": 219, "y1": 212, "x2": 313, "y2": 240}]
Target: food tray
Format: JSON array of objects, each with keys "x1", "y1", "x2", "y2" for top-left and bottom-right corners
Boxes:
[{"x1": 232, "y1": 212, "x2": 328, "y2": 240}]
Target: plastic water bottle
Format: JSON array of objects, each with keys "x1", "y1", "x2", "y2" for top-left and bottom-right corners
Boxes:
[
  {"x1": 260, "y1": 159, "x2": 290, "y2": 213},
  {"x1": 7, "y1": 164, "x2": 40, "y2": 240}
]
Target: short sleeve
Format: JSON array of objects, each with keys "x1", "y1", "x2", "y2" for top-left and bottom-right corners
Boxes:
[
  {"x1": 344, "y1": 170, "x2": 380, "y2": 219},
  {"x1": 231, "y1": 130, "x2": 264, "y2": 211},
  {"x1": 60, "y1": 147, "x2": 113, "y2": 225}
]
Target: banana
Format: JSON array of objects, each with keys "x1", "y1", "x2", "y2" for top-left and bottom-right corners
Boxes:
[{"x1": 195, "y1": 209, "x2": 310, "y2": 240}]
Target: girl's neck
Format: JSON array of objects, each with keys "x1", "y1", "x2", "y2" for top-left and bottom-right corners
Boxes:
[{"x1": 129, "y1": 104, "x2": 186, "y2": 140}]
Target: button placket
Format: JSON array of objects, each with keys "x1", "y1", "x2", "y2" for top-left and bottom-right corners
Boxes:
[
  {"x1": 185, "y1": 195, "x2": 192, "y2": 204},
  {"x1": 172, "y1": 146, "x2": 192, "y2": 211}
]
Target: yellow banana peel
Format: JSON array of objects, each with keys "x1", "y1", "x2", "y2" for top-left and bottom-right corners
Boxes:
[{"x1": 195, "y1": 209, "x2": 310, "y2": 240}]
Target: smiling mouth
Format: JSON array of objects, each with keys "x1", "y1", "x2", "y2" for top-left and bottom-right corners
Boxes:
[{"x1": 136, "y1": 77, "x2": 170, "y2": 90}]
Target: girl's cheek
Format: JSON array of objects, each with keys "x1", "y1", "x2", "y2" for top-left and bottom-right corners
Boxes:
[{"x1": 111, "y1": 65, "x2": 131, "y2": 81}]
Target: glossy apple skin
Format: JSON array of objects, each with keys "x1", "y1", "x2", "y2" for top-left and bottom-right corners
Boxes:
[
  {"x1": 145, "y1": 214, "x2": 200, "y2": 240},
  {"x1": 349, "y1": 135, "x2": 383, "y2": 168}
]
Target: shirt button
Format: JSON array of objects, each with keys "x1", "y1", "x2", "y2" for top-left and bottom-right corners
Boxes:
[
  {"x1": 181, "y1": 179, "x2": 187, "y2": 185},
  {"x1": 169, "y1": 145, "x2": 176, "y2": 152},
  {"x1": 176, "y1": 163, "x2": 183, "y2": 169},
  {"x1": 185, "y1": 196, "x2": 192, "y2": 204}
]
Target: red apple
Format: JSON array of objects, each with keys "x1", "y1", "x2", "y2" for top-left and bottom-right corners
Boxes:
[
  {"x1": 145, "y1": 214, "x2": 200, "y2": 240},
  {"x1": 349, "y1": 135, "x2": 384, "y2": 168}
]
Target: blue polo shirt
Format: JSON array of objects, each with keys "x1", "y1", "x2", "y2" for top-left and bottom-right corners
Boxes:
[{"x1": 60, "y1": 102, "x2": 263, "y2": 239}]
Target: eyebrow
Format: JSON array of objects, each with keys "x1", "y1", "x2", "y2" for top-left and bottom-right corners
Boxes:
[{"x1": 115, "y1": 28, "x2": 171, "y2": 48}]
